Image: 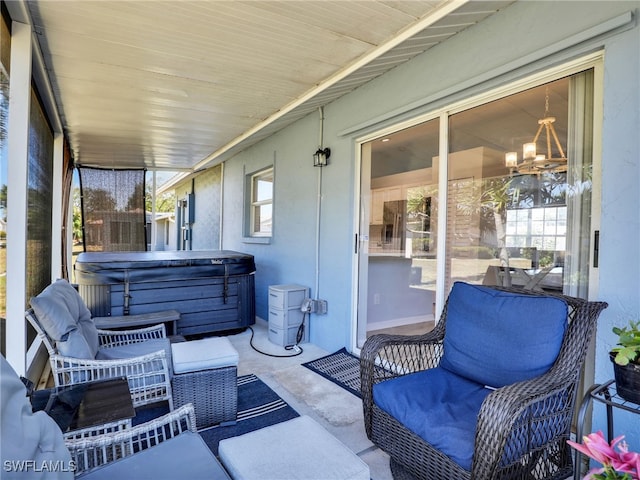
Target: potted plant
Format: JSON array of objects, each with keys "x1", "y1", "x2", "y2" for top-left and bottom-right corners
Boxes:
[{"x1": 610, "y1": 320, "x2": 640, "y2": 404}]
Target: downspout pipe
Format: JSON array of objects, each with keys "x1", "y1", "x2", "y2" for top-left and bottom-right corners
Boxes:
[{"x1": 315, "y1": 107, "x2": 324, "y2": 301}]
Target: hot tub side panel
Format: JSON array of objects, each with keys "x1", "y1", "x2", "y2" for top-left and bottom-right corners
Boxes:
[{"x1": 106, "y1": 275, "x2": 256, "y2": 335}]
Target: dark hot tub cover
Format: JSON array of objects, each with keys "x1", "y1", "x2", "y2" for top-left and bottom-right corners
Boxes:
[{"x1": 75, "y1": 250, "x2": 255, "y2": 285}]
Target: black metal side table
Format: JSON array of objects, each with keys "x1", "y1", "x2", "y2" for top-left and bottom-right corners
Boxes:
[
  {"x1": 30, "y1": 377, "x2": 135, "y2": 437},
  {"x1": 574, "y1": 380, "x2": 640, "y2": 480}
]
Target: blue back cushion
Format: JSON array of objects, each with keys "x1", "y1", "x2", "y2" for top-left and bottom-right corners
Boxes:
[{"x1": 440, "y1": 282, "x2": 568, "y2": 388}]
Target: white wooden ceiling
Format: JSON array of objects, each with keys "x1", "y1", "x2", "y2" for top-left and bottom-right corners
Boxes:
[{"x1": 24, "y1": 0, "x2": 513, "y2": 172}]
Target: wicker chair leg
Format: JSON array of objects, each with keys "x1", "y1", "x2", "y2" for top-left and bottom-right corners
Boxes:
[{"x1": 390, "y1": 459, "x2": 419, "y2": 480}]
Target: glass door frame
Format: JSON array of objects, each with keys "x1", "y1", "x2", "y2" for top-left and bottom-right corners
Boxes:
[{"x1": 351, "y1": 52, "x2": 604, "y2": 355}]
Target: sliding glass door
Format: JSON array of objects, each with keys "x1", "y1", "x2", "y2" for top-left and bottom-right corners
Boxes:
[
  {"x1": 356, "y1": 69, "x2": 596, "y2": 349},
  {"x1": 356, "y1": 119, "x2": 440, "y2": 348},
  {"x1": 446, "y1": 73, "x2": 594, "y2": 297}
]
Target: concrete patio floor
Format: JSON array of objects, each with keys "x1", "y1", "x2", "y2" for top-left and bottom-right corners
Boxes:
[
  {"x1": 223, "y1": 321, "x2": 577, "y2": 480},
  {"x1": 224, "y1": 319, "x2": 393, "y2": 480}
]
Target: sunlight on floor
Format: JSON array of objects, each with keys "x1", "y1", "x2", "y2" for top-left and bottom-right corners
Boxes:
[{"x1": 368, "y1": 320, "x2": 435, "y2": 337}]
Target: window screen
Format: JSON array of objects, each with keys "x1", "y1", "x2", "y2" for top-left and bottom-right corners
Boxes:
[
  {"x1": 26, "y1": 89, "x2": 53, "y2": 306},
  {"x1": 78, "y1": 167, "x2": 147, "y2": 252},
  {"x1": 0, "y1": 5, "x2": 9, "y2": 355}
]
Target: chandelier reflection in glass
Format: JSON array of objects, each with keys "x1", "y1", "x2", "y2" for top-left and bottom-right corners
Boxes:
[{"x1": 505, "y1": 88, "x2": 568, "y2": 175}]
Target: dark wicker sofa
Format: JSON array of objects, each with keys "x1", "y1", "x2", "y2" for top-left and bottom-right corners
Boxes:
[{"x1": 361, "y1": 282, "x2": 607, "y2": 480}]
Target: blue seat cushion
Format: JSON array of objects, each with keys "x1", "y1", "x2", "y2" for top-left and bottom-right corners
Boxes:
[
  {"x1": 440, "y1": 282, "x2": 568, "y2": 388},
  {"x1": 373, "y1": 367, "x2": 491, "y2": 471}
]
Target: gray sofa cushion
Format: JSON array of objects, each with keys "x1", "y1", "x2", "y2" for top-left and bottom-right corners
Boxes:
[
  {"x1": 1, "y1": 355, "x2": 73, "y2": 480},
  {"x1": 79, "y1": 432, "x2": 229, "y2": 480},
  {"x1": 97, "y1": 338, "x2": 173, "y2": 375},
  {"x1": 57, "y1": 329, "x2": 95, "y2": 359},
  {"x1": 77, "y1": 318, "x2": 99, "y2": 357},
  {"x1": 30, "y1": 281, "x2": 78, "y2": 342},
  {"x1": 30, "y1": 279, "x2": 99, "y2": 358}
]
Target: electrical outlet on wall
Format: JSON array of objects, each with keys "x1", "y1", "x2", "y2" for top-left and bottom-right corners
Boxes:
[
  {"x1": 301, "y1": 298, "x2": 328, "y2": 314},
  {"x1": 301, "y1": 298, "x2": 315, "y2": 313},
  {"x1": 316, "y1": 299, "x2": 328, "y2": 315}
]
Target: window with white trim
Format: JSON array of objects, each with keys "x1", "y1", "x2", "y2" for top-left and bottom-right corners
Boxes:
[{"x1": 249, "y1": 167, "x2": 273, "y2": 237}]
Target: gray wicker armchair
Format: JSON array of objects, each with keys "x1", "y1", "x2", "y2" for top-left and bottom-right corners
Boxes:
[
  {"x1": 1, "y1": 354, "x2": 228, "y2": 480},
  {"x1": 361, "y1": 282, "x2": 608, "y2": 480},
  {"x1": 27, "y1": 279, "x2": 173, "y2": 409}
]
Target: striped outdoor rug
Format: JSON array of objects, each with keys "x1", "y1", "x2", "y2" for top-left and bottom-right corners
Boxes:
[{"x1": 199, "y1": 374, "x2": 299, "y2": 455}]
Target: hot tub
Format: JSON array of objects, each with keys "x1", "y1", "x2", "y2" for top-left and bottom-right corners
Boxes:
[{"x1": 74, "y1": 250, "x2": 255, "y2": 336}]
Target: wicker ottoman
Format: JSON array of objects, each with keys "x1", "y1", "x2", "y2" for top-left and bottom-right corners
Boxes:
[{"x1": 171, "y1": 337, "x2": 239, "y2": 429}]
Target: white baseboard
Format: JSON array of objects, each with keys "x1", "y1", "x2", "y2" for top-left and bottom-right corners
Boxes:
[{"x1": 367, "y1": 314, "x2": 434, "y2": 332}]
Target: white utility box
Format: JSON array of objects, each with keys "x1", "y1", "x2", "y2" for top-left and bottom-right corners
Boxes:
[{"x1": 268, "y1": 284, "x2": 309, "y2": 347}]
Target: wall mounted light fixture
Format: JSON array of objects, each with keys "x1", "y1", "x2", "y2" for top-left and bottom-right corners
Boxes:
[
  {"x1": 313, "y1": 147, "x2": 331, "y2": 167},
  {"x1": 314, "y1": 105, "x2": 331, "y2": 167}
]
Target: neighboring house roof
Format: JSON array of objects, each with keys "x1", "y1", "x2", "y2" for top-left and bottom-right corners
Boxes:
[{"x1": 151, "y1": 212, "x2": 175, "y2": 222}]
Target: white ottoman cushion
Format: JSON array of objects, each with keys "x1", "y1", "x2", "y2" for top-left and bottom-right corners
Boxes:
[
  {"x1": 218, "y1": 415, "x2": 370, "y2": 480},
  {"x1": 171, "y1": 337, "x2": 239, "y2": 374}
]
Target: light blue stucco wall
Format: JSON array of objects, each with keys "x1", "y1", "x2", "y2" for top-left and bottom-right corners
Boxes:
[
  {"x1": 175, "y1": 165, "x2": 222, "y2": 250},
  {"x1": 220, "y1": 1, "x2": 640, "y2": 443},
  {"x1": 221, "y1": 117, "x2": 355, "y2": 350},
  {"x1": 592, "y1": 6, "x2": 640, "y2": 442}
]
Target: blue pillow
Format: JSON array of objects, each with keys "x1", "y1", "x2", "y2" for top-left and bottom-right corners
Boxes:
[{"x1": 440, "y1": 282, "x2": 568, "y2": 388}]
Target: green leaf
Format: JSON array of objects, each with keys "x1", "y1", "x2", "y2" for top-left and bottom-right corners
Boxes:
[{"x1": 615, "y1": 355, "x2": 630, "y2": 366}]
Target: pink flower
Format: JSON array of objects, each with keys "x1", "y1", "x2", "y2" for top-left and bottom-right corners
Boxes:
[
  {"x1": 567, "y1": 431, "x2": 639, "y2": 480},
  {"x1": 613, "y1": 447, "x2": 640, "y2": 475}
]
